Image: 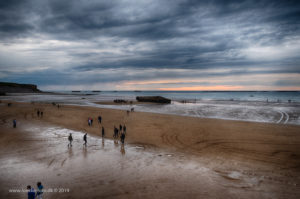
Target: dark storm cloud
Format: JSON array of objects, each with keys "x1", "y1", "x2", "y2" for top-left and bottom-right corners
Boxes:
[
  {"x1": 0, "y1": 0, "x2": 300, "y2": 89},
  {"x1": 0, "y1": 0, "x2": 34, "y2": 38}
]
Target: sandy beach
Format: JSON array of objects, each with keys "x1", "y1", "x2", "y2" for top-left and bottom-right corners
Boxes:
[{"x1": 0, "y1": 101, "x2": 300, "y2": 198}]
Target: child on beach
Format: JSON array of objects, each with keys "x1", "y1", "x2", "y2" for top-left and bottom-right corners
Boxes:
[
  {"x1": 36, "y1": 182, "x2": 43, "y2": 199},
  {"x1": 27, "y1": 185, "x2": 35, "y2": 199}
]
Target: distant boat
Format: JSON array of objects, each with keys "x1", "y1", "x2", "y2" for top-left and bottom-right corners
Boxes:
[
  {"x1": 134, "y1": 90, "x2": 142, "y2": 92},
  {"x1": 72, "y1": 91, "x2": 81, "y2": 92}
]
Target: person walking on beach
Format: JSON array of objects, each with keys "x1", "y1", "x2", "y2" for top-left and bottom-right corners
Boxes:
[
  {"x1": 113, "y1": 126, "x2": 117, "y2": 138},
  {"x1": 83, "y1": 133, "x2": 87, "y2": 147},
  {"x1": 36, "y1": 182, "x2": 43, "y2": 199},
  {"x1": 91, "y1": 118, "x2": 93, "y2": 126},
  {"x1": 68, "y1": 133, "x2": 73, "y2": 147},
  {"x1": 102, "y1": 127, "x2": 105, "y2": 138},
  {"x1": 119, "y1": 124, "x2": 122, "y2": 132},
  {"x1": 27, "y1": 185, "x2": 35, "y2": 199},
  {"x1": 123, "y1": 125, "x2": 126, "y2": 134},
  {"x1": 37, "y1": 110, "x2": 40, "y2": 117},
  {"x1": 116, "y1": 128, "x2": 119, "y2": 138},
  {"x1": 120, "y1": 132, "x2": 126, "y2": 144},
  {"x1": 40, "y1": 111, "x2": 43, "y2": 118},
  {"x1": 13, "y1": 119, "x2": 17, "y2": 128},
  {"x1": 98, "y1": 116, "x2": 102, "y2": 124},
  {"x1": 88, "y1": 118, "x2": 91, "y2": 126}
]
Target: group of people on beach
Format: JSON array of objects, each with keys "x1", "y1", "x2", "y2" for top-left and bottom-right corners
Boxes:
[
  {"x1": 88, "y1": 115, "x2": 103, "y2": 126},
  {"x1": 68, "y1": 132, "x2": 88, "y2": 147},
  {"x1": 7, "y1": 104, "x2": 130, "y2": 198},
  {"x1": 11, "y1": 108, "x2": 44, "y2": 128},
  {"x1": 5, "y1": 102, "x2": 132, "y2": 199},
  {"x1": 36, "y1": 110, "x2": 43, "y2": 118},
  {"x1": 113, "y1": 124, "x2": 126, "y2": 144},
  {"x1": 67, "y1": 115, "x2": 127, "y2": 148},
  {"x1": 27, "y1": 182, "x2": 43, "y2": 199}
]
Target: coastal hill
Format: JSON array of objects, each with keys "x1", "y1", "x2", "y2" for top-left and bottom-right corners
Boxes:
[{"x1": 0, "y1": 82, "x2": 41, "y2": 94}]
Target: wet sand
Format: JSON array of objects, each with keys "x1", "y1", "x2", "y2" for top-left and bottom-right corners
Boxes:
[{"x1": 0, "y1": 101, "x2": 300, "y2": 198}]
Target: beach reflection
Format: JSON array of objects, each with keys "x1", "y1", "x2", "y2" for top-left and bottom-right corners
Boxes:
[
  {"x1": 120, "y1": 144, "x2": 125, "y2": 155},
  {"x1": 83, "y1": 146, "x2": 87, "y2": 158},
  {"x1": 102, "y1": 138, "x2": 105, "y2": 148},
  {"x1": 68, "y1": 147, "x2": 73, "y2": 158},
  {"x1": 114, "y1": 139, "x2": 119, "y2": 148}
]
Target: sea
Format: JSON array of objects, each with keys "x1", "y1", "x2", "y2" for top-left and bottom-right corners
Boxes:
[{"x1": 1, "y1": 91, "x2": 300, "y2": 125}]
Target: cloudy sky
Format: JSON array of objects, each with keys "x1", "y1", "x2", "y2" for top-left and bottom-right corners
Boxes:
[{"x1": 0, "y1": 0, "x2": 299, "y2": 91}]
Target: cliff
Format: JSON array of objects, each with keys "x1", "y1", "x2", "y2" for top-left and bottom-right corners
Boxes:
[{"x1": 0, "y1": 82, "x2": 41, "y2": 93}]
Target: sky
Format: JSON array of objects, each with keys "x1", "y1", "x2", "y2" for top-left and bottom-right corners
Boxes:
[{"x1": 0, "y1": 0, "x2": 300, "y2": 91}]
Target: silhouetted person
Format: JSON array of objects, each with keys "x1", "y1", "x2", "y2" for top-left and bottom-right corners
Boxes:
[
  {"x1": 68, "y1": 133, "x2": 73, "y2": 147},
  {"x1": 98, "y1": 116, "x2": 102, "y2": 123},
  {"x1": 36, "y1": 182, "x2": 43, "y2": 199},
  {"x1": 27, "y1": 185, "x2": 35, "y2": 199},
  {"x1": 83, "y1": 133, "x2": 87, "y2": 147},
  {"x1": 120, "y1": 132, "x2": 126, "y2": 144},
  {"x1": 13, "y1": 119, "x2": 16, "y2": 128},
  {"x1": 102, "y1": 127, "x2": 105, "y2": 137},
  {"x1": 113, "y1": 126, "x2": 117, "y2": 138},
  {"x1": 123, "y1": 125, "x2": 126, "y2": 133},
  {"x1": 40, "y1": 111, "x2": 43, "y2": 117},
  {"x1": 119, "y1": 124, "x2": 122, "y2": 132},
  {"x1": 116, "y1": 129, "x2": 119, "y2": 138},
  {"x1": 37, "y1": 110, "x2": 40, "y2": 117},
  {"x1": 91, "y1": 118, "x2": 93, "y2": 126}
]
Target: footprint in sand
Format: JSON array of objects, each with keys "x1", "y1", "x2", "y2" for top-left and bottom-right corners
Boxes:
[
  {"x1": 48, "y1": 158, "x2": 55, "y2": 167},
  {"x1": 61, "y1": 158, "x2": 67, "y2": 167}
]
